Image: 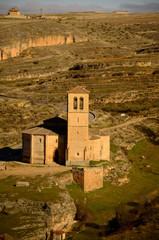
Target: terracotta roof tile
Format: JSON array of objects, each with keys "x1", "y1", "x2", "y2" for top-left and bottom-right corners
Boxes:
[{"x1": 67, "y1": 86, "x2": 90, "y2": 94}]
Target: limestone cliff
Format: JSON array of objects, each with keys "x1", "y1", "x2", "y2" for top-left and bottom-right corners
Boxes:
[
  {"x1": 0, "y1": 34, "x2": 88, "y2": 61},
  {"x1": 0, "y1": 191, "x2": 76, "y2": 240}
]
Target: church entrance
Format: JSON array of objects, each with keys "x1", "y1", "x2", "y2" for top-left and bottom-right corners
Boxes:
[{"x1": 53, "y1": 149, "x2": 59, "y2": 163}]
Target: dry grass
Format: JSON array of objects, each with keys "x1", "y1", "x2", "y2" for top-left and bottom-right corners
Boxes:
[{"x1": 0, "y1": 12, "x2": 159, "y2": 147}]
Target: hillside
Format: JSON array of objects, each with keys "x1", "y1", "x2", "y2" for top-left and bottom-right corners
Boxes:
[
  {"x1": 0, "y1": 12, "x2": 159, "y2": 240},
  {"x1": 0, "y1": 12, "x2": 159, "y2": 147}
]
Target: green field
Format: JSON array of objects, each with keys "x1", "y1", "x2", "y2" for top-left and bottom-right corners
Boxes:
[{"x1": 67, "y1": 139, "x2": 159, "y2": 239}]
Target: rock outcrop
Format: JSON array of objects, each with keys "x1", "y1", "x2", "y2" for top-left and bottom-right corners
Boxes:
[
  {"x1": 0, "y1": 34, "x2": 88, "y2": 61},
  {"x1": 0, "y1": 191, "x2": 76, "y2": 240},
  {"x1": 69, "y1": 58, "x2": 159, "y2": 71}
]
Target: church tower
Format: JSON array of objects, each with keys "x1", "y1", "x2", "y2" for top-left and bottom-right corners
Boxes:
[{"x1": 66, "y1": 86, "x2": 90, "y2": 166}]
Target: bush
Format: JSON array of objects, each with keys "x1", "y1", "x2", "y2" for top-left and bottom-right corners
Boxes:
[
  {"x1": 152, "y1": 70, "x2": 159, "y2": 75},
  {"x1": 33, "y1": 60, "x2": 39, "y2": 64},
  {"x1": 75, "y1": 201, "x2": 93, "y2": 222},
  {"x1": 102, "y1": 101, "x2": 159, "y2": 113},
  {"x1": 108, "y1": 196, "x2": 159, "y2": 234}
]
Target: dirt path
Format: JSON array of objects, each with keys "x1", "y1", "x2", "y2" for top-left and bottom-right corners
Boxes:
[
  {"x1": 0, "y1": 162, "x2": 71, "y2": 179},
  {"x1": 100, "y1": 116, "x2": 156, "y2": 133}
]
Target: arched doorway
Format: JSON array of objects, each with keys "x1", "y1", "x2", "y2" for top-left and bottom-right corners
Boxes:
[{"x1": 53, "y1": 149, "x2": 59, "y2": 163}]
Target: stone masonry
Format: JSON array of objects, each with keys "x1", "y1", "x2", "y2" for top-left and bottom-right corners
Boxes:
[
  {"x1": 72, "y1": 166, "x2": 103, "y2": 192},
  {"x1": 22, "y1": 86, "x2": 110, "y2": 166}
]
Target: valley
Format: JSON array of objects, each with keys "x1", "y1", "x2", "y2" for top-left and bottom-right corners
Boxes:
[{"x1": 0, "y1": 12, "x2": 159, "y2": 239}]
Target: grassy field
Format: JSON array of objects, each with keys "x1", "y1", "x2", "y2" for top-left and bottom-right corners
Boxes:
[
  {"x1": 0, "y1": 175, "x2": 63, "y2": 202},
  {"x1": 67, "y1": 139, "x2": 159, "y2": 239},
  {"x1": 1, "y1": 139, "x2": 158, "y2": 239}
]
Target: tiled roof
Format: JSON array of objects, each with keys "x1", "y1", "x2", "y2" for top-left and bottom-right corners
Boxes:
[
  {"x1": 22, "y1": 126, "x2": 57, "y2": 136},
  {"x1": 67, "y1": 86, "x2": 90, "y2": 94},
  {"x1": 9, "y1": 7, "x2": 20, "y2": 12}
]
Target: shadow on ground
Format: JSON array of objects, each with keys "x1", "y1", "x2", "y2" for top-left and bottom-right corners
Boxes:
[{"x1": 0, "y1": 147, "x2": 22, "y2": 162}]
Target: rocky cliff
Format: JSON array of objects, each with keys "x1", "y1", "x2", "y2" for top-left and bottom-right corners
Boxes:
[
  {"x1": 0, "y1": 34, "x2": 88, "y2": 61},
  {"x1": 70, "y1": 58, "x2": 159, "y2": 71},
  {"x1": 0, "y1": 191, "x2": 76, "y2": 240}
]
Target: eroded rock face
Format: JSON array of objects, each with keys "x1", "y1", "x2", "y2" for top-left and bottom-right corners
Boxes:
[
  {"x1": 0, "y1": 34, "x2": 88, "y2": 61},
  {"x1": 0, "y1": 191, "x2": 76, "y2": 240}
]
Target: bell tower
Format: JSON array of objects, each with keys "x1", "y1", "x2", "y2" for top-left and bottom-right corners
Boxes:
[{"x1": 66, "y1": 86, "x2": 90, "y2": 166}]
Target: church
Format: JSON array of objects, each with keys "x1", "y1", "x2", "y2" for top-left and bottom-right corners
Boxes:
[
  {"x1": 8, "y1": 7, "x2": 20, "y2": 16},
  {"x1": 22, "y1": 86, "x2": 110, "y2": 166}
]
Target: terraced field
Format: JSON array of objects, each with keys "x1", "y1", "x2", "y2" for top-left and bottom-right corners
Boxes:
[
  {"x1": 0, "y1": 12, "x2": 159, "y2": 240},
  {"x1": 0, "y1": 13, "x2": 159, "y2": 147}
]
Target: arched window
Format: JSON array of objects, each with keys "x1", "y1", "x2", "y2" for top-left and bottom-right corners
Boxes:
[
  {"x1": 80, "y1": 97, "x2": 84, "y2": 110},
  {"x1": 74, "y1": 97, "x2": 77, "y2": 109}
]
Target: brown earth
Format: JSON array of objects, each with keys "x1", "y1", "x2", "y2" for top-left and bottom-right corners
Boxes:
[
  {"x1": 0, "y1": 162, "x2": 71, "y2": 179},
  {"x1": 0, "y1": 12, "x2": 158, "y2": 159}
]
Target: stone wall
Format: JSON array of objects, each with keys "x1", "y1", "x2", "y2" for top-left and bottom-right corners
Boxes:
[
  {"x1": 23, "y1": 133, "x2": 59, "y2": 164},
  {"x1": 0, "y1": 34, "x2": 88, "y2": 61},
  {"x1": 84, "y1": 166, "x2": 103, "y2": 192},
  {"x1": 9, "y1": 12, "x2": 20, "y2": 16},
  {"x1": 89, "y1": 136, "x2": 110, "y2": 161},
  {"x1": 45, "y1": 135, "x2": 58, "y2": 164},
  {"x1": 22, "y1": 133, "x2": 32, "y2": 163},
  {"x1": 32, "y1": 135, "x2": 45, "y2": 164},
  {"x1": 72, "y1": 166, "x2": 103, "y2": 192},
  {"x1": 72, "y1": 167, "x2": 84, "y2": 189}
]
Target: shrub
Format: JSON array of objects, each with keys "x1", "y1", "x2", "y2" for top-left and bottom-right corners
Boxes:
[
  {"x1": 102, "y1": 101, "x2": 159, "y2": 113},
  {"x1": 152, "y1": 70, "x2": 159, "y2": 75},
  {"x1": 108, "y1": 196, "x2": 159, "y2": 234},
  {"x1": 75, "y1": 201, "x2": 93, "y2": 222},
  {"x1": 33, "y1": 60, "x2": 39, "y2": 64}
]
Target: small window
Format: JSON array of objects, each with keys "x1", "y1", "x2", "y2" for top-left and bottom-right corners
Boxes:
[
  {"x1": 80, "y1": 97, "x2": 84, "y2": 110},
  {"x1": 39, "y1": 138, "x2": 42, "y2": 143},
  {"x1": 74, "y1": 97, "x2": 78, "y2": 109},
  {"x1": 77, "y1": 153, "x2": 79, "y2": 156}
]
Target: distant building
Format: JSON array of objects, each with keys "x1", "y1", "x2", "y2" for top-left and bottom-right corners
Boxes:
[
  {"x1": 113, "y1": 11, "x2": 130, "y2": 14},
  {"x1": 8, "y1": 7, "x2": 20, "y2": 16},
  {"x1": 22, "y1": 86, "x2": 110, "y2": 166},
  {"x1": 69, "y1": 11, "x2": 100, "y2": 13}
]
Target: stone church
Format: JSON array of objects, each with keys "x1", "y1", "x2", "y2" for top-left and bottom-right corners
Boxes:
[
  {"x1": 8, "y1": 7, "x2": 20, "y2": 16},
  {"x1": 22, "y1": 86, "x2": 110, "y2": 166}
]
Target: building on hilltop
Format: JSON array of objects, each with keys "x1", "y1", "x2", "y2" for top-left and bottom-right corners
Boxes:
[
  {"x1": 22, "y1": 86, "x2": 110, "y2": 166},
  {"x1": 113, "y1": 11, "x2": 130, "y2": 14},
  {"x1": 8, "y1": 7, "x2": 20, "y2": 16}
]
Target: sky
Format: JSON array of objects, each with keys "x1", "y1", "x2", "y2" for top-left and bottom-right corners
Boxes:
[
  {"x1": 0, "y1": 0, "x2": 159, "y2": 13},
  {"x1": 0, "y1": 0, "x2": 158, "y2": 8}
]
